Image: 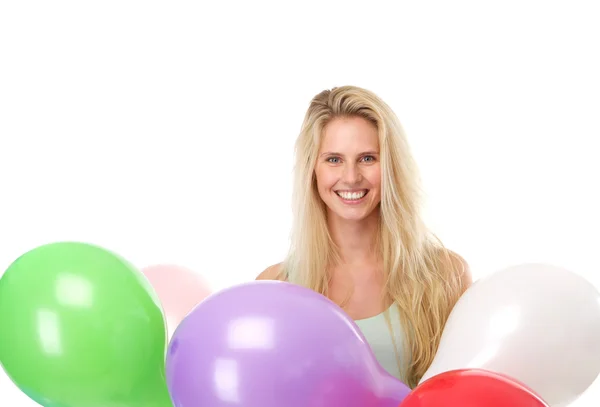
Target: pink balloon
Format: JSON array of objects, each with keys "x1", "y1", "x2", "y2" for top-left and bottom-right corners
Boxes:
[{"x1": 141, "y1": 264, "x2": 211, "y2": 339}]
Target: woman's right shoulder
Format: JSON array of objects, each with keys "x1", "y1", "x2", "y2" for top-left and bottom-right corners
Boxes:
[{"x1": 256, "y1": 262, "x2": 286, "y2": 281}]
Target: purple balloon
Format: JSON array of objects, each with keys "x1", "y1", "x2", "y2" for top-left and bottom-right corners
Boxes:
[{"x1": 165, "y1": 280, "x2": 411, "y2": 407}]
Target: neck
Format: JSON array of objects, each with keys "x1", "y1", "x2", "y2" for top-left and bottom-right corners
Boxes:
[{"x1": 327, "y1": 208, "x2": 380, "y2": 265}]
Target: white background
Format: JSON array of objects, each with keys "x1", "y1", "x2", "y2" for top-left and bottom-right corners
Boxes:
[{"x1": 1, "y1": 1, "x2": 598, "y2": 406}]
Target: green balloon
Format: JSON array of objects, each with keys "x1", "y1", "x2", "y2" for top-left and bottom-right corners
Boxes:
[{"x1": 0, "y1": 242, "x2": 173, "y2": 407}]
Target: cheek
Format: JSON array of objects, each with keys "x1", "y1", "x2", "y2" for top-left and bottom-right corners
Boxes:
[
  {"x1": 365, "y1": 166, "x2": 382, "y2": 189},
  {"x1": 315, "y1": 166, "x2": 337, "y2": 191}
]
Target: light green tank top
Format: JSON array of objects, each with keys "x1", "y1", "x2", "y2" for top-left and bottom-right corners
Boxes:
[{"x1": 354, "y1": 304, "x2": 408, "y2": 382}]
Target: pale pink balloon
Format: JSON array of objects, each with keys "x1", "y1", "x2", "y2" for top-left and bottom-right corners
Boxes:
[{"x1": 141, "y1": 264, "x2": 212, "y2": 340}]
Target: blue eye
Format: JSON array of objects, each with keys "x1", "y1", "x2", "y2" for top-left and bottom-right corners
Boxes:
[
  {"x1": 327, "y1": 157, "x2": 341, "y2": 163},
  {"x1": 362, "y1": 155, "x2": 375, "y2": 162}
]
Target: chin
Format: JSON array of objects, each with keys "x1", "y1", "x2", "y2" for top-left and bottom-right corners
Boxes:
[{"x1": 331, "y1": 207, "x2": 377, "y2": 222}]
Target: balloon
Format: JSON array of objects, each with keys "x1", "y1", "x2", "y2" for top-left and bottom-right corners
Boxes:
[
  {"x1": 141, "y1": 264, "x2": 211, "y2": 340},
  {"x1": 419, "y1": 263, "x2": 600, "y2": 407},
  {"x1": 401, "y1": 368, "x2": 549, "y2": 406},
  {"x1": 165, "y1": 280, "x2": 410, "y2": 407},
  {"x1": 0, "y1": 242, "x2": 173, "y2": 407}
]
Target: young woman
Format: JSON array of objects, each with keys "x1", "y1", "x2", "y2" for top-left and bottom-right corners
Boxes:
[{"x1": 257, "y1": 85, "x2": 472, "y2": 388}]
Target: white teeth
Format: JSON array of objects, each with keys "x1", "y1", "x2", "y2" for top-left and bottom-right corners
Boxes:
[{"x1": 336, "y1": 190, "x2": 367, "y2": 200}]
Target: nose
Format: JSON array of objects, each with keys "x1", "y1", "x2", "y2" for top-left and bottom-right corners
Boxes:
[{"x1": 342, "y1": 162, "x2": 362, "y2": 185}]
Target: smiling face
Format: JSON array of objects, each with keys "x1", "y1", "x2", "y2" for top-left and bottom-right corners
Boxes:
[{"x1": 314, "y1": 116, "x2": 382, "y2": 222}]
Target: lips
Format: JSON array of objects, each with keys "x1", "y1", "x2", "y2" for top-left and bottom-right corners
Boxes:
[{"x1": 335, "y1": 189, "x2": 369, "y2": 201}]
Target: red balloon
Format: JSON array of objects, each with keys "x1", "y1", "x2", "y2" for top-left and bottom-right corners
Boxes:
[{"x1": 400, "y1": 369, "x2": 549, "y2": 407}]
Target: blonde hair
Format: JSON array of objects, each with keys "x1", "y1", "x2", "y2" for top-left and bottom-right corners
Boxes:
[{"x1": 281, "y1": 85, "x2": 466, "y2": 388}]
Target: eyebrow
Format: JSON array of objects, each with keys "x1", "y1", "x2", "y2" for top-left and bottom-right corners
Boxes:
[{"x1": 319, "y1": 151, "x2": 380, "y2": 157}]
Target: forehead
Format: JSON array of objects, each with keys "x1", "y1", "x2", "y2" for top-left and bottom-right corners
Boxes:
[{"x1": 320, "y1": 116, "x2": 379, "y2": 153}]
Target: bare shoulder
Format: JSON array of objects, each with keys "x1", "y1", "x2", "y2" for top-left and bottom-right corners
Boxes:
[
  {"x1": 256, "y1": 262, "x2": 286, "y2": 281},
  {"x1": 440, "y1": 249, "x2": 473, "y2": 289}
]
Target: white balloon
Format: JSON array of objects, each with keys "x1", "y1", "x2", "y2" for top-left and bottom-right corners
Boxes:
[{"x1": 420, "y1": 263, "x2": 600, "y2": 407}]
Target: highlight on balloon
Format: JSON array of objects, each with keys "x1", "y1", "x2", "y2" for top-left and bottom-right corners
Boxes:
[{"x1": 1, "y1": 242, "x2": 599, "y2": 407}]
